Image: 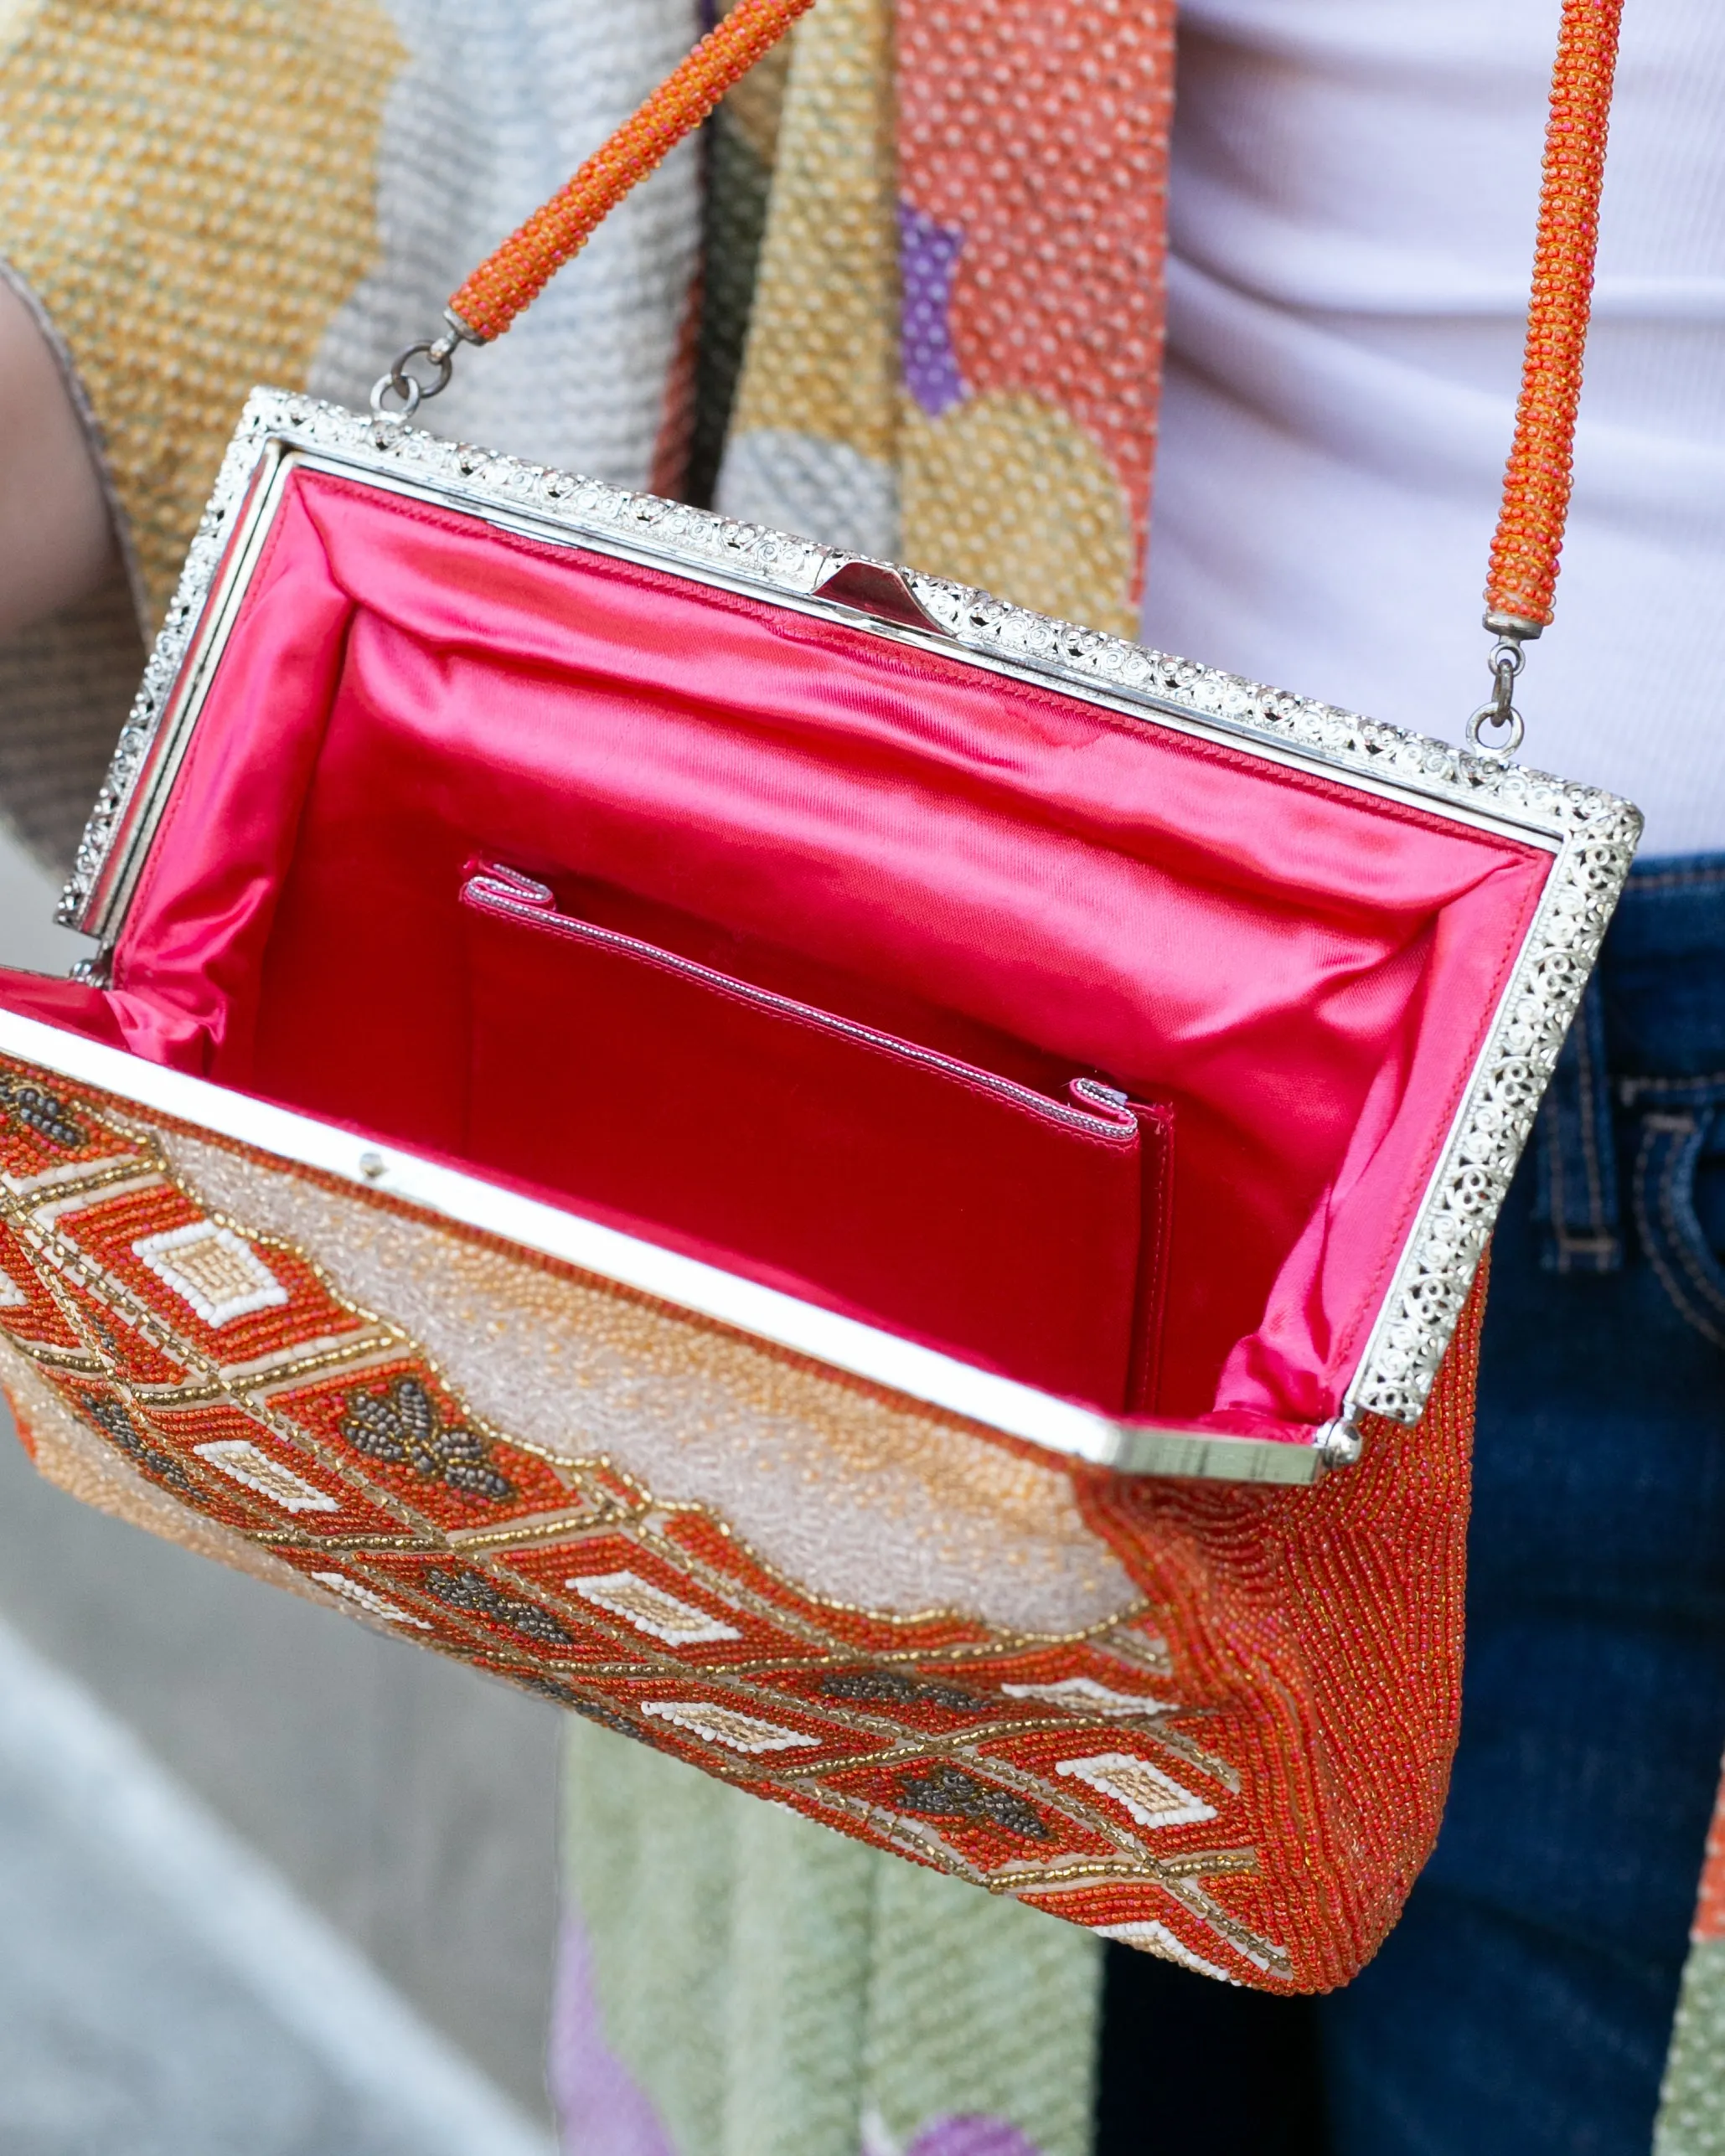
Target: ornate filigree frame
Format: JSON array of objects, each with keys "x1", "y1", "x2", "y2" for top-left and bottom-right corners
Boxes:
[{"x1": 55, "y1": 389, "x2": 1641, "y2": 1454}]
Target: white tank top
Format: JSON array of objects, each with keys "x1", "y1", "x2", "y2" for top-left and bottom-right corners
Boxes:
[{"x1": 1140, "y1": 0, "x2": 1725, "y2": 856}]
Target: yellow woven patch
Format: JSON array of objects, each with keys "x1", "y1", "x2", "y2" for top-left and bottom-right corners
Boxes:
[
  {"x1": 902, "y1": 392, "x2": 1139, "y2": 640},
  {"x1": 0, "y1": 0, "x2": 408, "y2": 620},
  {"x1": 0, "y1": 0, "x2": 44, "y2": 62},
  {"x1": 728, "y1": 0, "x2": 898, "y2": 468}
]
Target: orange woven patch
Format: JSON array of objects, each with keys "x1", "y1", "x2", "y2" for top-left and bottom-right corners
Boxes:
[
  {"x1": 1691, "y1": 1764, "x2": 1725, "y2": 1944},
  {"x1": 896, "y1": 0, "x2": 1176, "y2": 592}
]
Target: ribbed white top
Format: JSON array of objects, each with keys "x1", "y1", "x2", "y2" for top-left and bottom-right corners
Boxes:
[{"x1": 1141, "y1": 0, "x2": 1725, "y2": 855}]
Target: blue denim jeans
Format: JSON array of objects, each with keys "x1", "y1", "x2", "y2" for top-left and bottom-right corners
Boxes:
[{"x1": 1099, "y1": 854, "x2": 1725, "y2": 2153}]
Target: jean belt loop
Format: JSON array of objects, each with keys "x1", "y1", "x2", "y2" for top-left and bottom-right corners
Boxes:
[{"x1": 1533, "y1": 969, "x2": 1622, "y2": 1273}]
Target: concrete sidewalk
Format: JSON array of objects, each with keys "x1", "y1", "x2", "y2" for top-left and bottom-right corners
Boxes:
[
  {"x1": 0, "y1": 1610, "x2": 555, "y2": 2156},
  {"x1": 0, "y1": 821, "x2": 566, "y2": 2148}
]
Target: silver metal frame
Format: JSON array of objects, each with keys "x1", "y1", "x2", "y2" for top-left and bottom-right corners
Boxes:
[
  {"x1": 0, "y1": 1002, "x2": 1345, "y2": 1484},
  {"x1": 48, "y1": 388, "x2": 1642, "y2": 1470}
]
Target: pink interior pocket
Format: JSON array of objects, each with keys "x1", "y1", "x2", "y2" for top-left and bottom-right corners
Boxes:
[{"x1": 460, "y1": 868, "x2": 1174, "y2": 1410}]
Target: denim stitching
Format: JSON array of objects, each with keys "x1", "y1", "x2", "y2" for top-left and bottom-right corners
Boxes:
[
  {"x1": 1541, "y1": 1089, "x2": 1569, "y2": 1265},
  {"x1": 1634, "y1": 1113, "x2": 1725, "y2": 1349},
  {"x1": 1632, "y1": 1118, "x2": 1725, "y2": 1345},
  {"x1": 1573, "y1": 998, "x2": 1608, "y2": 1233},
  {"x1": 1626, "y1": 866, "x2": 1725, "y2": 891},
  {"x1": 1659, "y1": 1120, "x2": 1725, "y2": 1320},
  {"x1": 1620, "y1": 1072, "x2": 1725, "y2": 1101},
  {"x1": 1540, "y1": 983, "x2": 1619, "y2": 1271},
  {"x1": 1562, "y1": 990, "x2": 1620, "y2": 1268}
]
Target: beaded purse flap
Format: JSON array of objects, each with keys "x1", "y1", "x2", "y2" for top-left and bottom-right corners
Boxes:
[{"x1": 0, "y1": 0, "x2": 1635, "y2": 1989}]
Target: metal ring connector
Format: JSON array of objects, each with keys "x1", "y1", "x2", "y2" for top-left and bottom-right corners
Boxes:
[
  {"x1": 369, "y1": 332, "x2": 462, "y2": 421},
  {"x1": 369, "y1": 370, "x2": 421, "y2": 420},
  {"x1": 1465, "y1": 636, "x2": 1528, "y2": 759}
]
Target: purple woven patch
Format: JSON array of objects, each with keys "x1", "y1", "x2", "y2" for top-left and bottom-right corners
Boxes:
[
  {"x1": 549, "y1": 1916, "x2": 676, "y2": 2156},
  {"x1": 906, "y1": 2120, "x2": 1046, "y2": 2156},
  {"x1": 897, "y1": 200, "x2": 968, "y2": 417}
]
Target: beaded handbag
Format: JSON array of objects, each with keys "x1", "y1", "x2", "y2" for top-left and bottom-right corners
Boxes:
[{"x1": 0, "y1": 0, "x2": 1635, "y2": 1988}]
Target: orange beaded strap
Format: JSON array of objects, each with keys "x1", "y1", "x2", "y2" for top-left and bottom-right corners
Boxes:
[
  {"x1": 1488, "y1": 0, "x2": 1625, "y2": 635},
  {"x1": 374, "y1": 0, "x2": 1623, "y2": 752},
  {"x1": 1473, "y1": 0, "x2": 1624, "y2": 751},
  {"x1": 371, "y1": 0, "x2": 816, "y2": 413},
  {"x1": 451, "y1": 0, "x2": 818, "y2": 342}
]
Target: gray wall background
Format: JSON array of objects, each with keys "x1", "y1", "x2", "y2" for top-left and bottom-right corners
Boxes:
[{"x1": 0, "y1": 828, "x2": 566, "y2": 2125}]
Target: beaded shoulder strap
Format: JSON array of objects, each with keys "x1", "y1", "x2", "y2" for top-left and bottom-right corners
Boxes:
[
  {"x1": 374, "y1": 0, "x2": 1623, "y2": 753},
  {"x1": 370, "y1": 0, "x2": 815, "y2": 420},
  {"x1": 1475, "y1": 0, "x2": 1624, "y2": 750},
  {"x1": 450, "y1": 0, "x2": 818, "y2": 343}
]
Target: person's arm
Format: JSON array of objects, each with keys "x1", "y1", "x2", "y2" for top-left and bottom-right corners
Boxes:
[{"x1": 0, "y1": 277, "x2": 113, "y2": 642}]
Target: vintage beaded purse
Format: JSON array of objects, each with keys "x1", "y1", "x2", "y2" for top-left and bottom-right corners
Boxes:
[{"x1": 0, "y1": 0, "x2": 1635, "y2": 1988}]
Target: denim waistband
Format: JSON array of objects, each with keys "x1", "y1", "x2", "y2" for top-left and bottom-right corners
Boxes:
[{"x1": 1538, "y1": 851, "x2": 1725, "y2": 1283}]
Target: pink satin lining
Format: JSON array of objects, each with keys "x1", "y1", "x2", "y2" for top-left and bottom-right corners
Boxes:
[{"x1": 0, "y1": 468, "x2": 1552, "y2": 1432}]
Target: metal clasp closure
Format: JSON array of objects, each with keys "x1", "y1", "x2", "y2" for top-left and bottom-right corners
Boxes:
[{"x1": 369, "y1": 310, "x2": 481, "y2": 421}]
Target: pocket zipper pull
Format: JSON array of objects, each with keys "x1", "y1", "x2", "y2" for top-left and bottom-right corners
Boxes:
[
  {"x1": 1069, "y1": 1076, "x2": 1134, "y2": 1123},
  {"x1": 467, "y1": 863, "x2": 556, "y2": 908}
]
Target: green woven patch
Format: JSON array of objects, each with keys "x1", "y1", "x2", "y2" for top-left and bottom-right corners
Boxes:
[
  {"x1": 563, "y1": 1719, "x2": 1102, "y2": 2156},
  {"x1": 1657, "y1": 1937, "x2": 1725, "y2": 2156}
]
